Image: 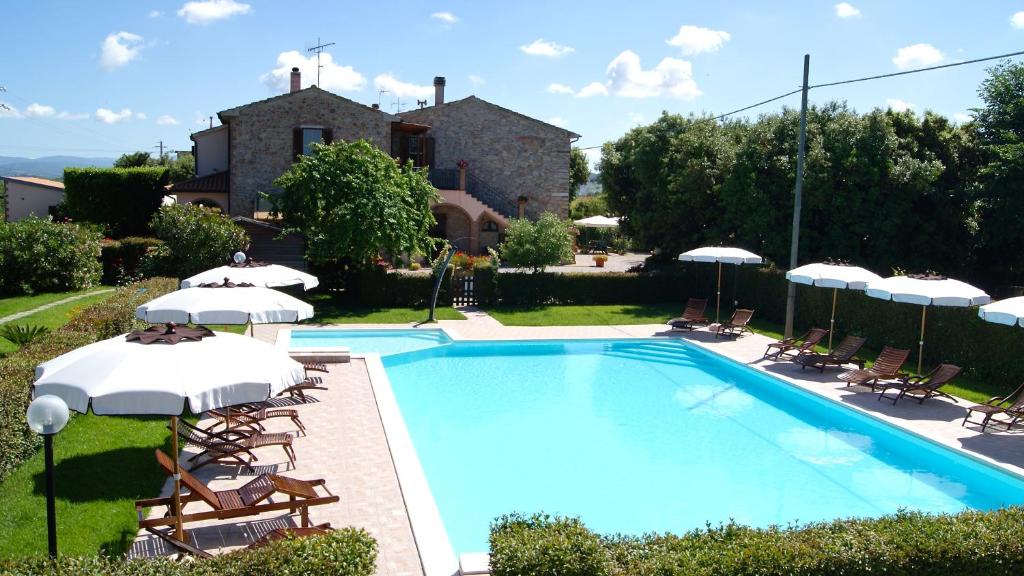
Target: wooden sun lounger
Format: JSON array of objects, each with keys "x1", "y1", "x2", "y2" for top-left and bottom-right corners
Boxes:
[
  {"x1": 303, "y1": 362, "x2": 328, "y2": 373},
  {"x1": 877, "y1": 363, "x2": 963, "y2": 404},
  {"x1": 278, "y1": 376, "x2": 327, "y2": 401},
  {"x1": 205, "y1": 405, "x2": 306, "y2": 435},
  {"x1": 175, "y1": 419, "x2": 295, "y2": 471},
  {"x1": 962, "y1": 381, "x2": 1024, "y2": 431},
  {"x1": 715, "y1": 309, "x2": 754, "y2": 339},
  {"x1": 136, "y1": 450, "x2": 339, "y2": 556},
  {"x1": 792, "y1": 335, "x2": 867, "y2": 373},
  {"x1": 838, "y1": 345, "x2": 911, "y2": 389},
  {"x1": 667, "y1": 298, "x2": 709, "y2": 331},
  {"x1": 246, "y1": 523, "x2": 333, "y2": 549},
  {"x1": 763, "y1": 327, "x2": 828, "y2": 361}
]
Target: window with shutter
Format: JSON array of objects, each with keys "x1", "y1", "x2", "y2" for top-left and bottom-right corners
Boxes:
[{"x1": 423, "y1": 137, "x2": 435, "y2": 168}]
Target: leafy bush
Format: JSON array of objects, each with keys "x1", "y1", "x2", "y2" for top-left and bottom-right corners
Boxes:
[
  {"x1": 490, "y1": 510, "x2": 1024, "y2": 576},
  {"x1": 0, "y1": 277, "x2": 177, "y2": 481},
  {"x1": 0, "y1": 216, "x2": 103, "y2": 295},
  {"x1": 63, "y1": 167, "x2": 169, "y2": 237},
  {"x1": 142, "y1": 204, "x2": 248, "y2": 279},
  {"x1": 0, "y1": 325, "x2": 50, "y2": 346},
  {"x1": 500, "y1": 212, "x2": 575, "y2": 272},
  {"x1": 0, "y1": 527, "x2": 377, "y2": 575},
  {"x1": 101, "y1": 236, "x2": 164, "y2": 285},
  {"x1": 496, "y1": 272, "x2": 688, "y2": 306}
]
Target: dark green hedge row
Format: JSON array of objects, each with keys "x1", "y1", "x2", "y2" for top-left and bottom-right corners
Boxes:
[
  {"x1": 101, "y1": 237, "x2": 164, "y2": 285},
  {"x1": 495, "y1": 272, "x2": 690, "y2": 306},
  {"x1": 63, "y1": 167, "x2": 168, "y2": 237},
  {"x1": 0, "y1": 528, "x2": 377, "y2": 576},
  {"x1": 0, "y1": 277, "x2": 178, "y2": 482},
  {"x1": 490, "y1": 510, "x2": 1024, "y2": 576}
]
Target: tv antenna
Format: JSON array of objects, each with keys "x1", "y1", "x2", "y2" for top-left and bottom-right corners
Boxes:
[
  {"x1": 377, "y1": 89, "x2": 389, "y2": 108},
  {"x1": 306, "y1": 37, "x2": 336, "y2": 86},
  {"x1": 392, "y1": 97, "x2": 404, "y2": 113},
  {"x1": 417, "y1": 99, "x2": 427, "y2": 109}
]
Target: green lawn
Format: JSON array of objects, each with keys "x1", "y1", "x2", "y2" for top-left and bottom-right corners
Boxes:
[
  {"x1": 488, "y1": 303, "x2": 679, "y2": 326},
  {"x1": 305, "y1": 295, "x2": 466, "y2": 323},
  {"x1": 0, "y1": 291, "x2": 116, "y2": 356},
  {"x1": 0, "y1": 414, "x2": 175, "y2": 557},
  {"x1": 0, "y1": 289, "x2": 110, "y2": 319}
]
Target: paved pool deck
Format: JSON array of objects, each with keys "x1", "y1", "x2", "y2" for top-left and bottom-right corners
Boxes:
[{"x1": 130, "y1": 309, "x2": 1024, "y2": 574}]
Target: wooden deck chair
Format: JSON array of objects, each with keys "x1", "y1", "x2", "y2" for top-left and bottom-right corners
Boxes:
[
  {"x1": 877, "y1": 364, "x2": 963, "y2": 405},
  {"x1": 763, "y1": 328, "x2": 828, "y2": 361},
  {"x1": 246, "y1": 523, "x2": 333, "y2": 549},
  {"x1": 204, "y1": 405, "x2": 306, "y2": 435},
  {"x1": 175, "y1": 419, "x2": 295, "y2": 471},
  {"x1": 667, "y1": 298, "x2": 709, "y2": 331},
  {"x1": 792, "y1": 335, "x2": 867, "y2": 373},
  {"x1": 303, "y1": 362, "x2": 329, "y2": 373},
  {"x1": 962, "y1": 381, "x2": 1024, "y2": 431},
  {"x1": 136, "y1": 450, "x2": 339, "y2": 556},
  {"x1": 838, "y1": 346, "x2": 911, "y2": 389},
  {"x1": 277, "y1": 376, "x2": 327, "y2": 401},
  {"x1": 715, "y1": 309, "x2": 754, "y2": 339}
]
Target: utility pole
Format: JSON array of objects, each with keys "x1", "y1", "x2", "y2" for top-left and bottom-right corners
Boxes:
[
  {"x1": 154, "y1": 140, "x2": 164, "y2": 163},
  {"x1": 307, "y1": 37, "x2": 336, "y2": 86},
  {"x1": 784, "y1": 54, "x2": 811, "y2": 339}
]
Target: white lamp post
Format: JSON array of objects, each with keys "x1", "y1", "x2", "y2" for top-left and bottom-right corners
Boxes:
[{"x1": 26, "y1": 395, "x2": 70, "y2": 558}]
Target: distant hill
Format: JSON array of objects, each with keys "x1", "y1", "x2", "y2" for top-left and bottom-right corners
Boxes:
[
  {"x1": 0, "y1": 155, "x2": 116, "y2": 179},
  {"x1": 577, "y1": 173, "x2": 602, "y2": 197}
]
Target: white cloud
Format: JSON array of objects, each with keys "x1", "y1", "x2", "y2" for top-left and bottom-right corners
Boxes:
[
  {"x1": 547, "y1": 83, "x2": 575, "y2": 95},
  {"x1": 136, "y1": 112, "x2": 148, "y2": 120},
  {"x1": 834, "y1": 3, "x2": 861, "y2": 18},
  {"x1": 177, "y1": 0, "x2": 251, "y2": 24},
  {"x1": 149, "y1": 9, "x2": 163, "y2": 17},
  {"x1": 430, "y1": 11, "x2": 458, "y2": 24},
  {"x1": 953, "y1": 111, "x2": 972, "y2": 123},
  {"x1": 576, "y1": 82, "x2": 609, "y2": 98},
  {"x1": 373, "y1": 74, "x2": 434, "y2": 99},
  {"x1": 666, "y1": 25, "x2": 731, "y2": 55},
  {"x1": 547, "y1": 116, "x2": 566, "y2": 128},
  {"x1": 56, "y1": 111, "x2": 89, "y2": 120},
  {"x1": 1012, "y1": 11, "x2": 1024, "y2": 28},
  {"x1": 156, "y1": 114, "x2": 180, "y2": 125},
  {"x1": 892, "y1": 43, "x2": 944, "y2": 70},
  {"x1": 885, "y1": 98, "x2": 914, "y2": 112},
  {"x1": 606, "y1": 50, "x2": 701, "y2": 99},
  {"x1": 468, "y1": 74, "x2": 485, "y2": 86},
  {"x1": 520, "y1": 39, "x2": 574, "y2": 58},
  {"x1": 582, "y1": 147, "x2": 602, "y2": 169},
  {"x1": 25, "y1": 103, "x2": 56, "y2": 117},
  {"x1": 260, "y1": 50, "x2": 365, "y2": 93},
  {"x1": 95, "y1": 108, "x2": 138, "y2": 124},
  {"x1": 100, "y1": 31, "x2": 144, "y2": 71}
]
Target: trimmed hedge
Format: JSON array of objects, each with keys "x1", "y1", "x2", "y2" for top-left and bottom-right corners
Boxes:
[
  {"x1": 101, "y1": 236, "x2": 164, "y2": 285},
  {"x1": 495, "y1": 272, "x2": 689, "y2": 306},
  {"x1": 0, "y1": 528, "x2": 377, "y2": 575},
  {"x1": 0, "y1": 277, "x2": 178, "y2": 482},
  {"x1": 0, "y1": 217, "x2": 103, "y2": 296},
  {"x1": 490, "y1": 510, "x2": 1024, "y2": 576},
  {"x1": 63, "y1": 167, "x2": 168, "y2": 237}
]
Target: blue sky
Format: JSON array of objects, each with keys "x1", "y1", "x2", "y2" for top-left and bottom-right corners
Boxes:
[{"x1": 1, "y1": 0, "x2": 1022, "y2": 166}]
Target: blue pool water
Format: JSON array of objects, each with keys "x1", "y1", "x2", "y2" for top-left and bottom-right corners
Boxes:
[
  {"x1": 382, "y1": 339, "x2": 1024, "y2": 554},
  {"x1": 289, "y1": 329, "x2": 451, "y2": 356}
]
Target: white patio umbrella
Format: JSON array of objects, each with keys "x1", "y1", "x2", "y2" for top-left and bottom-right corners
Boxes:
[
  {"x1": 786, "y1": 263, "x2": 882, "y2": 352},
  {"x1": 865, "y1": 275, "x2": 990, "y2": 373},
  {"x1": 181, "y1": 264, "x2": 319, "y2": 290},
  {"x1": 572, "y1": 215, "x2": 620, "y2": 228},
  {"x1": 32, "y1": 325, "x2": 305, "y2": 545},
  {"x1": 978, "y1": 296, "x2": 1024, "y2": 327},
  {"x1": 679, "y1": 247, "x2": 763, "y2": 322},
  {"x1": 136, "y1": 286, "x2": 314, "y2": 329}
]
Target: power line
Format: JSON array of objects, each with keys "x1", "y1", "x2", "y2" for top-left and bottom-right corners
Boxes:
[
  {"x1": 811, "y1": 48, "x2": 1024, "y2": 90},
  {"x1": 712, "y1": 88, "x2": 803, "y2": 121}
]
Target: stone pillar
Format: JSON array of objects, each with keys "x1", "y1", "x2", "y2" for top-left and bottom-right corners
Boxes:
[{"x1": 458, "y1": 166, "x2": 466, "y2": 190}]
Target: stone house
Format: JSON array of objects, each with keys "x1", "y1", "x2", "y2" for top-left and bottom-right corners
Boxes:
[{"x1": 167, "y1": 68, "x2": 579, "y2": 255}]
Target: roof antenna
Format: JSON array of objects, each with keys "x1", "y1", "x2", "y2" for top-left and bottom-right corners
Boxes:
[
  {"x1": 306, "y1": 37, "x2": 336, "y2": 86},
  {"x1": 208, "y1": 116, "x2": 213, "y2": 129},
  {"x1": 377, "y1": 89, "x2": 389, "y2": 108},
  {"x1": 417, "y1": 99, "x2": 427, "y2": 109}
]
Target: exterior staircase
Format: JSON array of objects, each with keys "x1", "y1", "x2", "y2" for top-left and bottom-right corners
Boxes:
[
  {"x1": 429, "y1": 168, "x2": 517, "y2": 220},
  {"x1": 232, "y1": 217, "x2": 307, "y2": 270}
]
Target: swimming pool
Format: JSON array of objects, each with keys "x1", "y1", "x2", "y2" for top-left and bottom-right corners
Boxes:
[
  {"x1": 382, "y1": 339, "x2": 1024, "y2": 555},
  {"x1": 288, "y1": 328, "x2": 451, "y2": 356}
]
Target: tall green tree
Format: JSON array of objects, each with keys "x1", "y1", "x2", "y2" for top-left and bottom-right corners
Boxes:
[
  {"x1": 499, "y1": 212, "x2": 574, "y2": 272},
  {"x1": 273, "y1": 140, "x2": 438, "y2": 267},
  {"x1": 569, "y1": 147, "x2": 590, "y2": 202},
  {"x1": 113, "y1": 151, "x2": 154, "y2": 168}
]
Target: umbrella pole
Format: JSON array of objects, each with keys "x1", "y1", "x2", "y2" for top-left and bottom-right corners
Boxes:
[
  {"x1": 828, "y1": 288, "x2": 837, "y2": 353},
  {"x1": 170, "y1": 416, "x2": 184, "y2": 543},
  {"x1": 716, "y1": 262, "x2": 722, "y2": 323},
  {"x1": 918, "y1": 305, "x2": 927, "y2": 375}
]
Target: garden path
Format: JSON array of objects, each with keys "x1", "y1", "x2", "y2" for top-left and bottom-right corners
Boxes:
[{"x1": 0, "y1": 288, "x2": 114, "y2": 325}]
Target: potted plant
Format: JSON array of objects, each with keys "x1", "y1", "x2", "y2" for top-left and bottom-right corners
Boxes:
[{"x1": 593, "y1": 254, "x2": 608, "y2": 268}]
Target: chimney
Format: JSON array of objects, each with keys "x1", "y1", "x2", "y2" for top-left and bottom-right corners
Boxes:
[
  {"x1": 290, "y1": 67, "x2": 301, "y2": 93},
  {"x1": 434, "y1": 76, "x2": 446, "y2": 105}
]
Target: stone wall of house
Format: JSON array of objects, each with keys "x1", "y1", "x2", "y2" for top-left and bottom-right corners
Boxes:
[
  {"x1": 226, "y1": 88, "x2": 392, "y2": 217},
  {"x1": 402, "y1": 97, "x2": 573, "y2": 220}
]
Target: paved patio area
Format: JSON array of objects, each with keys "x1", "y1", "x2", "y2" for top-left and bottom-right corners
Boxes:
[{"x1": 131, "y1": 310, "x2": 1024, "y2": 573}]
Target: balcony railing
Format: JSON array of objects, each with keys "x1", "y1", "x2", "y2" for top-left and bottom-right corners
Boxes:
[
  {"x1": 427, "y1": 168, "x2": 460, "y2": 190},
  {"x1": 427, "y1": 168, "x2": 518, "y2": 219}
]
